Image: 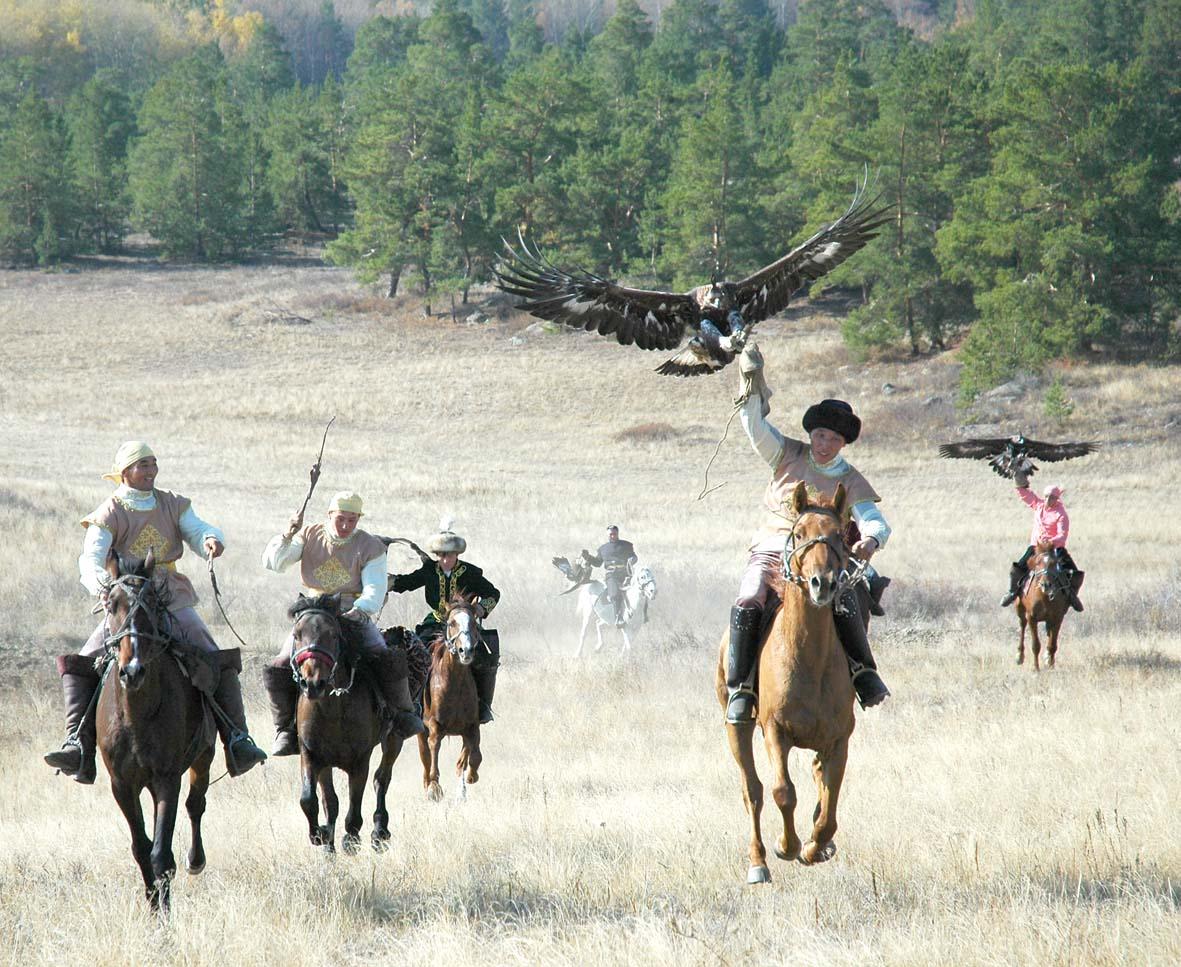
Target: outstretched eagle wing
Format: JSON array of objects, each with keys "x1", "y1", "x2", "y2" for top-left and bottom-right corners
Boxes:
[
  {"x1": 733, "y1": 179, "x2": 893, "y2": 323},
  {"x1": 1021, "y1": 439, "x2": 1100, "y2": 462},
  {"x1": 495, "y1": 236, "x2": 697, "y2": 352},
  {"x1": 938, "y1": 439, "x2": 1013, "y2": 460}
]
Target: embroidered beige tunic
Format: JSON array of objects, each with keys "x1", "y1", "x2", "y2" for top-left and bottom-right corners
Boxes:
[
  {"x1": 82, "y1": 489, "x2": 202, "y2": 609},
  {"x1": 263, "y1": 523, "x2": 388, "y2": 613}
]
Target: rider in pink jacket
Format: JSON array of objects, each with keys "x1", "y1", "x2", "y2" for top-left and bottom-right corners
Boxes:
[{"x1": 1000, "y1": 467, "x2": 1083, "y2": 611}]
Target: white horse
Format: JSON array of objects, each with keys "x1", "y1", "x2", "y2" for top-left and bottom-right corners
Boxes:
[{"x1": 574, "y1": 565, "x2": 657, "y2": 657}]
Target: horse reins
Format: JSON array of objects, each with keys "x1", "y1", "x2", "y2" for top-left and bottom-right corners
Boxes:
[
  {"x1": 289, "y1": 608, "x2": 356, "y2": 695},
  {"x1": 782, "y1": 506, "x2": 869, "y2": 598}
]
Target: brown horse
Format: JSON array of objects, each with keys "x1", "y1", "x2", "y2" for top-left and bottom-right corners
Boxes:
[
  {"x1": 1016, "y1": 542, "x2": 1072, "y2": 671},
  {"x1": 715, "y1": 481, "x2": 861, "y2": 885},
  {"x1": 96, "y1": 551, "x2": 217, "y2": 912},
  {"x1": 419, "y1": 595, "x2": 484, "y2": 802},
  {"x1": 277, "y1": 594, "x2": 405, "y2": 853}
]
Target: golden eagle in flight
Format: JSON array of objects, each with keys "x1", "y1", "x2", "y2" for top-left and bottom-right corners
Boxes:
[
  {"x1": 493, "y1": 179, "x2": 891, "y2": 376},
  {"x1": 938, "y1": 435, "x2": 1100, "y2": 479}
]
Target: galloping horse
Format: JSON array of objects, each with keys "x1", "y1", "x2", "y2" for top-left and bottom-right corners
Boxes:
[
  {"x1": 715, "y1": 482, "x2": 862, "y2": 885},
  {"x1": 273, "y1": 594, "x2": 404, "y2": 853},
  {"x1": 574, "y1": 564, "x2": 657, "y2": 656},
  {"x1": 419, "y1": 594, "x2": 485, "y2": 802},
  {"x1": 96, "y1": 550, "x2": 217, "y2": 912},
  {"x1": 1016, "y1": 542, "x2": 1072, "y2": 671}
]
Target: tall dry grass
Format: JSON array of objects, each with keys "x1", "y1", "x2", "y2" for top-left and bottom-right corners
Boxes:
[{"x1": 0, "y1": 256, "x2": 1178, "y2": 965}]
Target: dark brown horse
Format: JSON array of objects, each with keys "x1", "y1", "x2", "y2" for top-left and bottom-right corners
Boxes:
[
  {"x1": 1016, "y1": 542, "x2": 1072, "y2": 670},
  {"x1": 715, "y1": 482, "x2": 862, "y2": 884},
  {"x1": 279, "y1": 594, "x2": 404, "y2": 852},
  {"x1": 419, "y1": 595, "x2": 484, "y2": 802},
  {"x1": 96, "y1": 551, "x2": 217, "y2": 912}
]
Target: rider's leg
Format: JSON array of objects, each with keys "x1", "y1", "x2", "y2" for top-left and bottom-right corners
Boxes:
[
  {"x1": 262, "y1": 633, "x2": 300, "y2": 755},
  {"x1": 1056, "y1": 547, "x2": 1084, "y2": 611},
  {"x1": 725, "y1": 551, "x2": 777, "y2": 724},
  {"x1": 357, "y1": 623, "x2": 424, "y2": 739},
  {"x1": 606, "y1": 574, "x2": 625, "y2": 624},
  {"x1": 471, "y1": 632, "x2": 500, "y2": 725},
  {"x1": 43, "y1": 650, "x2": 103, "y2": 783},
  {"x1": 866, "y1": 566, "x2": 891, "y2": 617},
  {"x1": 832, "y1": 590, "x2": 890, "y2": 709},
  {"x1": 171, "y1": 608, "x2": 267, "y2": 776},
  {"x1": 1001, "y1": 546, "x2": 1034, "y2": 607}
]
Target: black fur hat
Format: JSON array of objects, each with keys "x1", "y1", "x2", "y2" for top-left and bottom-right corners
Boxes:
[{"x1": 802, "y1": 399, "x2": 861, "y2": 444}]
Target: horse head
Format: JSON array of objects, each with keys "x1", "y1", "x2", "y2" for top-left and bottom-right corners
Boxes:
[
  {"x1": 1030, "y1": 541, "x2": 1065, "y2": 598},
  {"x1": 441, "y1": 593, "x2": 482, "y2": 666},
  {"x1": 288, "y1": 593, "x2": 344, "y2": 700},
  {"x1": 104, "y1": 549, "x2": 171, "y2": 692},
  {"x1": 785, "y1": 481, "x2": 850, "y2": 608},
  {"x1": 633, "y1": 565, "x2": 657, "y2": 601}
]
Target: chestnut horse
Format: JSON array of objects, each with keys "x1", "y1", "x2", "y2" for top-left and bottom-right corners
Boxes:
[
  {"x1": 97, "y1": 551, "x2": 216, "y2": 912},
  {"x1": 419, "y1": 595, "x2": 484, "y2": 802},
  {"x1": 278, "y1": 594, "x2": 404, "y2": 853},
  {"x1": 1016, "y1": 542, "x2": 1072, "y2": 671},
  {"x1": 715, "y1": 482, "x2": 863, "y2": 885}
]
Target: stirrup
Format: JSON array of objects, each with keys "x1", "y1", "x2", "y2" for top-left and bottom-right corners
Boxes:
[
  {"x1": 850, "y1": 664, "x2": 889, "y2": 710},
  {"x1": 725, "y1": 686, "x2": 757, "y2": 724},
  {"x1": 226, "y1": 730, "x2": 267, "y2": 776},
  {"x1": 44, "y1": 737, "x2": 83, "y2": 774}
]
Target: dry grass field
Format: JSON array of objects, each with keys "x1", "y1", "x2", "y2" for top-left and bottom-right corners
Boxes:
[{"x1": 0, "y1": 253, "x2": 1178, "y2": 966}]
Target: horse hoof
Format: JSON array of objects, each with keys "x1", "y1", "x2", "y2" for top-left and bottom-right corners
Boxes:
[
  {"x1": 746, "y1": 865, "x2": 772, "y2": 885},
  {"x1": 799, "y1": 841, "x2": 836, "y2": 865},
  {"x1": 426, "y1": 783, "x2": 444, "y2": 803},
  {"x1": 372, "y1": 833, "x2": 390, "y2": 853},
  {"x1": 342, "y1": 834, "x2": 361, "y2": 855},
  {"x1": 773, "y1": 842, "x2": 800, "y2": 862},
  {"x1": 186, "y1": 857, "x2": 206, "y2": 876}
]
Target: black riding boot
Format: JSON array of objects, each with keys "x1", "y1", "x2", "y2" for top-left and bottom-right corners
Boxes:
[
  {"x1": 1068, "y1": 570, "x2": 1085, "y2": 612},
  {"x1": 261, "y1": 662, "x2": 300, "y2": 756},
  {"x1": 725, "y1": 606, "x2": 762, "y2": 724},
  {"x1": 43, "y1": 654, "x2": 102, "y2": 784},
  {"x1": 370, "y1": 649, "x2": 425, "y2": 739},
  {"x1": 212, "y1": 650, "x2": 267, "y2": 777},
  {"x1": 832, "y1": 593, "x2": 890, "y2": 709},
  {"x1": 472, "y1": 634, "x2": 501, "y2": 724},
  {"x1": 867, "y1": 572, "x2": 891, "y2": 617},
  {"x1": 1000, "y1": 563, "x2": 1026, "y2": 607}
]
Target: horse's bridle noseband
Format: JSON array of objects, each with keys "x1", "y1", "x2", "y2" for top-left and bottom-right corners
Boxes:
[
  {"x1": 103, "y1": 574, "x2": 173, "y2": 661},
  {"x1": 781, "y1": 506, "x2": 868, "y2": 597},
  {"x1": 444, "y1": 607, "x2": 485, "y2": 657},
  {"x1": 290, "y1": 608, "x2": 355, "y2": 695}
]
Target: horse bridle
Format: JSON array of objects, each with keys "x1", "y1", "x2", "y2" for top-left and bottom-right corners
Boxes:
[
  {"x1": 444, "y1": 605, "x2": 485, "y2": 657},
  {"x1": 102, "y1": 574, "x2": 173, "y2": 661},
  {"x1": 289, "y1": 607, "x2": 355, "y2": 694},
  {"x1": 781, "y1": 506, "x2": 868, "y2": 597}
]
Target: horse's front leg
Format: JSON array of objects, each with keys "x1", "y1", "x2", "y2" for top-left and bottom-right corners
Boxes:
[
  {"x1": 110, "y1": 777, "x2": 155, "y2": 904},
  {"x1": 620, "y1": 625, "x2": 632, "y2": 655},
  {"x1": 801, "y1": 737, "x2": 848, "y2": 865},
  {"x1": 299, "y1": 752, "x2": 324, "y2": 847},
  {"x1": 1047, "y1": 618, "x2": 1061, "y2": 668},
  {"x1": 594, "y1": 618, "x2": 606, "y2": 654},
  {"x1": 424, "y1": 725, "x2": 444, "y2": 802},
  {"x1": 1029, "y1": 620, "x2": 1042, "y2": 672},
  {"x1": 318, "y1": 768, "x2": 339, "y2": 853},
  {"x1": 148, "y1": 775, "x2": 183, "y2": 913},
  {"x1": 762, "y1": 719, "x2": 800, "y2": 862},
  {"x1": 576, "y1": 611, "x2": 591, "y2": 658},
  {"x1": 1016, "y1": 608, "x2": 1027, "y2": 665},
  {"x1": 372, "y1": 735, "x2": 401, "y2": 850},
  {"x1": 342, "y1": 759, "x2": 370, "y2": 855},
  {"x1": 460, "y1": 725, "x2": 482, "y2": 785},
  {"x1": 184, "y1": 745, "x2": 214, "y2": 875},
  {"x1": 726, "y1": 720, "x2": 770, "y2": 884}
]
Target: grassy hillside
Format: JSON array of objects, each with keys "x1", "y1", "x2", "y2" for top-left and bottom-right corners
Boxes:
[{"x1": 0, "y1": 255, "x2": 1177, "y2": 965}]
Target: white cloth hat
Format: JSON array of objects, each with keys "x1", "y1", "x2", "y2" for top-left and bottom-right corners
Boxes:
[
  {"x1": 327, "y1": 491, "x2": 364, "y2": 516},
  {"x1": 102, "y1": 441, "x2": 155, "y2": 482}
]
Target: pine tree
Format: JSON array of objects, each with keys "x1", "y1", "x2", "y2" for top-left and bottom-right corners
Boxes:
[
  {"x1": 0, "y1": 90, "x2": 73, "y2": 265},
  {"x1": 128, "y1": 46, "x2": 248, "y2": 259},
  {"x1": 67, "y1": 74, "x2": 134, "y2": 253}
]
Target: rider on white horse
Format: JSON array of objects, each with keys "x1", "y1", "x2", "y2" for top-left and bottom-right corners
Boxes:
[{"x1": 581, "y1": 525, "x2": 637, "y2": 626}]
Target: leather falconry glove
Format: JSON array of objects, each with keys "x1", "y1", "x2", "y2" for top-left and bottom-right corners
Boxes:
[
  {"x1": 734, "y1": 341, "x2": 773, "y2": 416},
  {"x1": 1013, "y1": 467, "x2": 1031, "y2": 489}
]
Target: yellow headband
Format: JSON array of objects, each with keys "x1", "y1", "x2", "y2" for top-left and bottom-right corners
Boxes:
[
  {"x1": 327, "y1": 491, "x2": 364, "y2": 516},
  {"x1": 102, "y1": 441, "x2": 155, "y2": 483}
]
